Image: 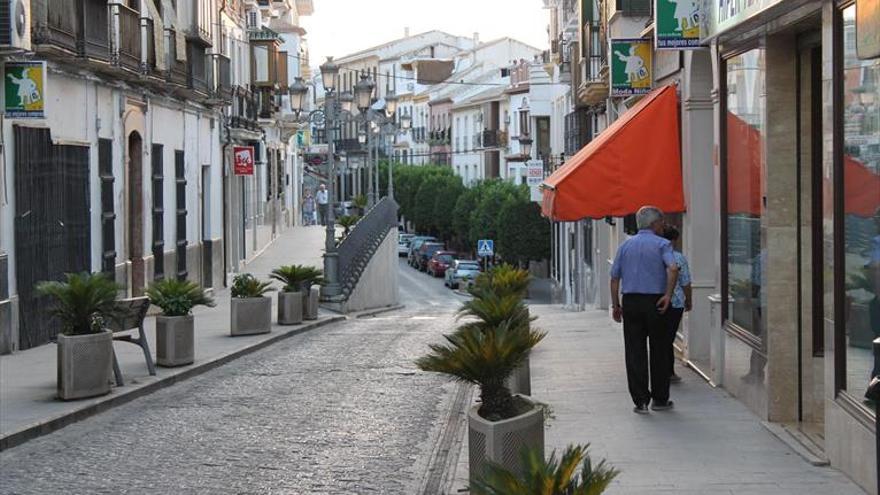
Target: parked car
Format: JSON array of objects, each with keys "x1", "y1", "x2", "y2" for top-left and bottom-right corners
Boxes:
[
  {"x1": 397, "y1": 237, "x2": 411, "y2": 257},
  {"x1": 445, "y1": 260, "x2": 482, "y2": 289},
  {"x1": 426, "y1": 251, "x2": 456, "y2": 277},
  {"x1": 399, "y1": 233, "x2": 415, "y2": 244},
  {"x1": 417, "y1": 242, "x2": 445, "y2": 272},
  {"x1": 408, "y1": 236, "x2": 437, "y2": 267}
]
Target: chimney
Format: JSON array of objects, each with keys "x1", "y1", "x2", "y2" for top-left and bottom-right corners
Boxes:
[
  {"x1": 404, "y1": 27, "x2": 410, "y2": 37},
  {"x1": 473, "y1": 32, "x2": 480, "y2": 45}
]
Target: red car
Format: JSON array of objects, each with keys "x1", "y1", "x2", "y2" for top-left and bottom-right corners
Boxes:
[{"x1": 426, "y1": 251, "x2": 456, "y2": 277}]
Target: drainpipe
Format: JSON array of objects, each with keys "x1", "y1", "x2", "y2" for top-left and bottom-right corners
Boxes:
[{"x1": 221, "y1": 107, "x2": 232, "y2": 284}]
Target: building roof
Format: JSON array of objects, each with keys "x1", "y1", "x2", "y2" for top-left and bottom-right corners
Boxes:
[
  {"x1": 452, "y1": 84, "x2": 508, "y2": 110},
  {"x1": 334, "y1": 30, "x2": 473, "y2": 65}
]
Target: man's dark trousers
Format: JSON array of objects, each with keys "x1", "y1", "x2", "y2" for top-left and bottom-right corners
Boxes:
[
  {"x1": 666, "y1": 307, "x2": 684, "y2": 377},
  {"x1": 622, "y1": 293, "x2": 671, "y2": 406}
]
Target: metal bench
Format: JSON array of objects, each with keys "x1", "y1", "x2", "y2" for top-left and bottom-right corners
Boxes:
[{"x1": 107, "y1": 296, "x2": 155, "y2": 386}]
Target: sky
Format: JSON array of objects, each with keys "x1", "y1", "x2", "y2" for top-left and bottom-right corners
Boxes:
[{"x1": 299, "y1": 0, "x2": 549, "y2": 67}]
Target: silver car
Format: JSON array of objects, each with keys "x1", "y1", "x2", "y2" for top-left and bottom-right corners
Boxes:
[{"x1": 445, "y1": 260, "x2": 482, "y2": 289}]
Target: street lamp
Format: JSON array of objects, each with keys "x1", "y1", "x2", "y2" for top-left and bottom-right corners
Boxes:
[
  {"x1": 354, "y1": 73, "x2": 375, "y2": 113},
  {"x1": 287, "y1": 77, "x2": 309, "y2": 115},
  {"x1": 518, "y1": 134, "x2": 533, "y2": 159},
  {"x1": 400, "y1": 112, "x2": 412, "y2": 131},
  {"x1": 339, "y1": 91, "x2": 354, "y2": 114},
  {"x1": 320, "y1": 57, "x2": 339, "y2": 92},
  {"x1": 358, "y1": 129, "x2": 367, "y2": 144},
  {"x1": 385, "y1": 90, "x2": 399, "y2": 118}
]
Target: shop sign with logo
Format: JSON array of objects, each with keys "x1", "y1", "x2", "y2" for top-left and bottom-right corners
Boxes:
[
  {"x1": 856, "y1": 0, "x2": 880, "y2": 60},
  {"x1": 233, "y1": 146, "x2": 255, "y2": 176},
  {"x1": 3, "y1": 61, "x2": 46, "y2": 118},
  {"x1": 526, "y1": 160, "x2": 544, "y2": 187},
  {"x1": 610, "y1": 39, "x2": 653, "y2": 97},
  {"x1": 701, "y1": 0, "x2": 785, "y2": 41},
  {"x1": 656, "y1": 0, "x2": 701, "y2": 49}
]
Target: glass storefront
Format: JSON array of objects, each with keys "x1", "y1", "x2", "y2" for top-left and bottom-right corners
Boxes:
[
  {"x1": 725, "y1": 48, "x2": 767, "y2": 343},
  {"x1": 841, "y1": 5, "x2": 880, "y2": 396}
]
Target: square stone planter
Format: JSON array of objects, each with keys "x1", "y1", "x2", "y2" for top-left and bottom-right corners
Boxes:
[
  {"x1": 230, "y1": 297, "x2": 272, "y2": 336},
  {"x1": 278, "y1": 291, "x2": 303, "y2": 325},
  {"x1": 57, "y1": 331, "x2": 113, "y2": 400},
  {"x1": 506, "y1": 356, "x2": 531, "y2": 396},
  {"x1": 302, "y1": 288, "x2": 319, "y2": 320},
  {"x1": 468, "y1": 395, "x2": 544, "y2": 484},
  {"x1": 156, "y1": 315, "x2": 194, "y2": 367}
]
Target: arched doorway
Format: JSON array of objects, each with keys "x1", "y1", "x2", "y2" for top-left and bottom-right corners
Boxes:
[{"x1": 128, "y1": 131, "x2": 145, "y2": 296}]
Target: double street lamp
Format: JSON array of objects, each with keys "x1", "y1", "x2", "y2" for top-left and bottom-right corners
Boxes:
[{"x1": 287, "y1": 59, "x2": 409, "y2": 299}]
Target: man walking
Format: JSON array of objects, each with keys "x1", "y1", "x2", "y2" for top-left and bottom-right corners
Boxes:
[
  {"x1": 662, "y1": 225, "x2": 692, "y2": 383},
  {"x1": 316, "y1": 183, "x2": 329, "y2": 226},
  {"x1": 610, "y1": 206, "x2": 679, "y2": 414}
]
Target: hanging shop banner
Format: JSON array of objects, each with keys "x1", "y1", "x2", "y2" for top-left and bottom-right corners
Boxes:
[
  {"x1": 526, "y1": 160, "x2": 544, "y2": 187},
  {"x1": 233, "y1": 146, "x2": 255, "y2": 176},
  {"x1": 3, "y1": 61, "x2": 46, "y2": 118},
  {"x1": 656, "y1": 0, "x2": 701, "y2": 49},
  {"x1": 856, "y1": 0, "x2": 880, "y2": 60},
  {"x1": 701, "y1": 0, "x2": 785, "y2": 42},
  {"x1": 610, "y1": 39, "x2": 653, "y2": 97}
]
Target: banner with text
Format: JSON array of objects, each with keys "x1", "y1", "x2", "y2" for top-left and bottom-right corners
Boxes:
[
  {"x1": 656, "y1": 0, "x2": 701, "y2": 49},
  {"x1": 233, "y1": 146, "x2": 255, "y2": 176},
  {"x1": 4, "y1": 61, "x2": 46, "y2": 118},
  {"x1": 610, "y1": 39, "x2": 653, "y2": 97}
]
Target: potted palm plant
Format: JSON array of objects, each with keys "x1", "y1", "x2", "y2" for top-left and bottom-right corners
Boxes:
[
  {"x1": 472, "y1": 444, "x2": 618, "y2": 494},
  {"x1": 417, "y1": 318, "x2": 546, "y2": 484},
  {"x1": 337, "y1": 215, "x2": 360, "y2": 239},
  {"x1": 145, "y1": 278, "x2": 215, "y2": 366},
  {"x1": 37, "y1": 272, "x2": 120, "y2": 400},
  {"x1": 468, "y1": 265, "x2": 534, "y2": 395},
  {"x1": 269, "y1": 265, "x2": 322, "y2": 325},
  {"x1": 230, "y1": 273, "x2": 274, "y2": 336},
  {"x1": 292, "y1": 265, "x2": 324, "y2": 321},
  {"x1": 352, "y1": 194, "x2": 368, "y2": 216}
]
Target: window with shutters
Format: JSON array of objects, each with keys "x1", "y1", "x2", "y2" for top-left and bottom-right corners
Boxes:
[
  {"x1": 99, "y1": 139, "x2": 116, "y2": 274},
  {"x1": 151, "y1": 144, "x2": 165, "y2": 280},
  {"x1": 175, "y1": 151, "x2": 188, "y2": 280}
]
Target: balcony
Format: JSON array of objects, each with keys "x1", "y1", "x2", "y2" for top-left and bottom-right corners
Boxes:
[
  {"x1": 335, "y1": 138, "x2": 362, "y2": 153},
  {"x1": 412, "y1": 126, "x2": 426, "y2": 143},
  {"x1": 115, "y1": 3, "x2": 141, "y2": 72},
  {"x1": 481, "y1": 129, "x2": 501, "y2": 149},
  {"x1": 564, "y1": 108, "x2": 591, "y2": 156},
  {"x1": 188, "y1": 43, "x2": 211, "y2": 95},
  {"x1": 215, "y1": 54, "x2": 233, "y2": 99},
  {"x1": 166, "y1": 29, "x2": 188, "y2": 87},
  {"x1": 617, "y1": 0, "x2": 652, "y2": 16},
  {"x1": 33, "y1": 0, "x2": 110, "y2": 61},
  {"x1": 255, "y1": 86, "x2": 278, "y2": 119},
  {"x1": 230, "y1": 87, "x2": 259, "y2": 132},
  {"x1": 578, "y1": 23, "x2": 608, "y2": 107}
]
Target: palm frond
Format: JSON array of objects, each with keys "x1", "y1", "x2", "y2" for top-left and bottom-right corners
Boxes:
[
  {"x1": 145, "y1": 278, "x2": 215, "y2": 316},
  {"x1": 36, "y1": 272, "x2": 120, "y2": 335}
]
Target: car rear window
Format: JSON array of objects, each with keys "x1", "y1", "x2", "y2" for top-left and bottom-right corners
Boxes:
[
  {"x1": 437, "y1": 254, "x2": 454, "y2": 263},
  {"x1": 459, "y1": 263, "x2": 480, "y2": 270}
]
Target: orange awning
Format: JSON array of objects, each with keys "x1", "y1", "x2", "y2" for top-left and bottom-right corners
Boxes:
[
  {"x1": 844, "y1": 155, "x2": 880, "y2": 218},
  {"x1": 541, "y1": 85, "x2": 684, "y2": 221},
  {"x1": 726, "y1": 112, "x2": 763, "y2": 216}
]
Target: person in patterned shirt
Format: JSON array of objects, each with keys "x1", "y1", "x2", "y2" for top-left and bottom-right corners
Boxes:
[{"x1": 662, "y1": 225, "x2": 692, "y2": 383}]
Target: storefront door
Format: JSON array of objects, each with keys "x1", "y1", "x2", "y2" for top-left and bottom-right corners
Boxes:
[{"x1": 796, "y1": 33, "x2": 825, "y2": 445}]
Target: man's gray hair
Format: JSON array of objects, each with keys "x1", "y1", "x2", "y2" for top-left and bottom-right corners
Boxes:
[{"x1": 636, "y1": 205, "x2": 664, "y2": 230}]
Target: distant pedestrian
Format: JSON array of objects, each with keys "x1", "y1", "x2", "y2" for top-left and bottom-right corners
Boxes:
[
  {"x1": 610, "y1": 206, "x2": 679, "y2": 414},
  {"x1": 316, "y1": 183, "x2": 329, "y2": 226},
  {"x1": 661, "y1": 225, "x2": 692, "y2": 383},
  {"x1": 302, "y1": 189, "x2": 316, "y2": 226}
]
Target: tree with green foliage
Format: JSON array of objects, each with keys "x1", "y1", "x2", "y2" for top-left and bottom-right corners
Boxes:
[
  {"x1": 469, "y1": 180, "x2": 523, "y2": 250},
  {"x1": 452, "y1": 187, "x2": 480, "y2": 251},
  {"x1": 497, "y1": 199, "x2": 551, "y2": 265}
]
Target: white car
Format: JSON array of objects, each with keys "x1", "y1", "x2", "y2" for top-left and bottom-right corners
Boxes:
[
  {"x1": 397, "y1": 239, "x2": 410, "y2": 257},
  {"x1": 445, "y1": 260, "x2": 482, "y2": 289}
]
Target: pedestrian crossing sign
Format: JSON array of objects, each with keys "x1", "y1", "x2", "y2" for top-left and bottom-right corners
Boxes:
[{"x1": 477, "y1": 239, "x2": 494, "y2": 257}]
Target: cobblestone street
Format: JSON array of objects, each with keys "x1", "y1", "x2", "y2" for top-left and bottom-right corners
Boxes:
[{"x1": 0, "y1": 261, "x2": 467, "y2": 494}]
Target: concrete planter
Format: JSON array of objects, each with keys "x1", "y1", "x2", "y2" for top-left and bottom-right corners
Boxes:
[
  {"x1": 156, "y1": 315, "x2": 194, "y2": 367},
  {"x1": 57, "y1": 331, "x2": 113, "y2": 400},
  {"x1": 230, "y1": 297, "x2": 272, "y2": 336},
  {"x1": 506, "y1": 356, "x2": 531, "y2": 396},
  {"x1": 278, "y1": 291, "x2": 304, "y2": 325},
  {"x1": 468, "y1": 395, "x2": 544, "y2": 484},
  {"x1": 302, "y1": 288, "x2": 319, "y2": 320}
]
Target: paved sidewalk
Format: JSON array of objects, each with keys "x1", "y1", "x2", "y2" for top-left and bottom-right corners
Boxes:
[
  {"x1": 0, "y1": 225, "x2": 341, "y2": 449},
  {"x1": 449, "y1": 305, "x2": 867, "y2": 494}
]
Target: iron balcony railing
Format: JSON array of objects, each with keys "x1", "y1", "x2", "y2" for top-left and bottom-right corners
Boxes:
[
  {"x1": 482, "y1": 129, "x2": 501, "y2": 148},
  {"x1": 215, "y1": 54, "x2": 233, "y2": 97},
  {"x1": 144, "y1": 18, "x2": 157, "y2": 73},
  {"x1": 230, "y1": 86, "x2": 259, "y2": 131},
  {"x1": 334, "y1": 197, "x2": 399, "y2": 300},
  {"x1": 33, "y1": 0, "x2": 109, "y2": 60},
  {"x1": 166, "y1": 29, "x2": 188, "y2": 87},
  {"x1": 564, "y1": 108, "x2": 591, "y2": 156}
]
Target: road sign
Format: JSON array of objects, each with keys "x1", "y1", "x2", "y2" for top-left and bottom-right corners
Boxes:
[{"x1": 477, "y1": 239, "x2": 494, "y2": 257}]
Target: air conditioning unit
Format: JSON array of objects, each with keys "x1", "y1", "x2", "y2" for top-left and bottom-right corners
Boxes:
[{"x1": 0, "y1": 0, "x2": 31, "y2": 53}]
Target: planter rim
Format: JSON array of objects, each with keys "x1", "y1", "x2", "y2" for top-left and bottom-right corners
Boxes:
[
  {"x1": 156, "y1": 314, "x2": 195, "y2": 321},
  {"x1": 232, "y1": 296, "x2": 270, "y2": 300},
  {"x1": 57, "y1": 329, "x2": 112, "y2": 338},
  {"x1": 468, "y1": 394, "x2": 541, "y2": 426}
]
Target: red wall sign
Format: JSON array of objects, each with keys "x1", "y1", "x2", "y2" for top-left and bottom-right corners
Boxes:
[{"x1": 233, "y1": 146, "x2": 255, "y2": 175}]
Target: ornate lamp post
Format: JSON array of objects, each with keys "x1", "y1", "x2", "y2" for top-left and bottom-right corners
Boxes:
[{"x1": 518, "y1": 133, "x2": 533, "y2": 160}]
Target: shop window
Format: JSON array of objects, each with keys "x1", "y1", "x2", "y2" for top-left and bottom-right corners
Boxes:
[
  {"x1": 840, "y1": 4, "x2": 880, "y2": 397},
  {"x1": 724, "y1": 48, "x2": 766, "y2": 345}
]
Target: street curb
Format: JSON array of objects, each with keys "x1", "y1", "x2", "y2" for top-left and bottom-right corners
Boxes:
[
  {"x1": 0, "y1": 315, "x2": 346, "y2": 452},
  {"x1": 352, "y1": 304, "x2": 406, "y2": 319}
]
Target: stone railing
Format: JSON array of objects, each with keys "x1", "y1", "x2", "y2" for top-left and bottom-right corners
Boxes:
[{"x1": 335, "y1": 197, "x2": 398, "y2": 299}]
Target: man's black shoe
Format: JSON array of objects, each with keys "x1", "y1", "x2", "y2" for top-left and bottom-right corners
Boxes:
[
  {"x1": 670, "y1": 373, "x2": 682, "y2": 383},
  {"x1": 633, "y1": 403, "x2": 650, "y2": 414},
  {"x1": 651, "y1": 400, "x2": 674, "y2": 411}
]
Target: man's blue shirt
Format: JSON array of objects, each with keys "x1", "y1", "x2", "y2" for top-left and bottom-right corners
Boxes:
[{"x1": 611, "y1": 229, "x2": 676, "y2": 295}]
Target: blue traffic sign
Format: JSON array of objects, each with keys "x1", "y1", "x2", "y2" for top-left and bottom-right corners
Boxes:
[{"x1": 477, "y1": 239, "x2": 494, "y2": 257}]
